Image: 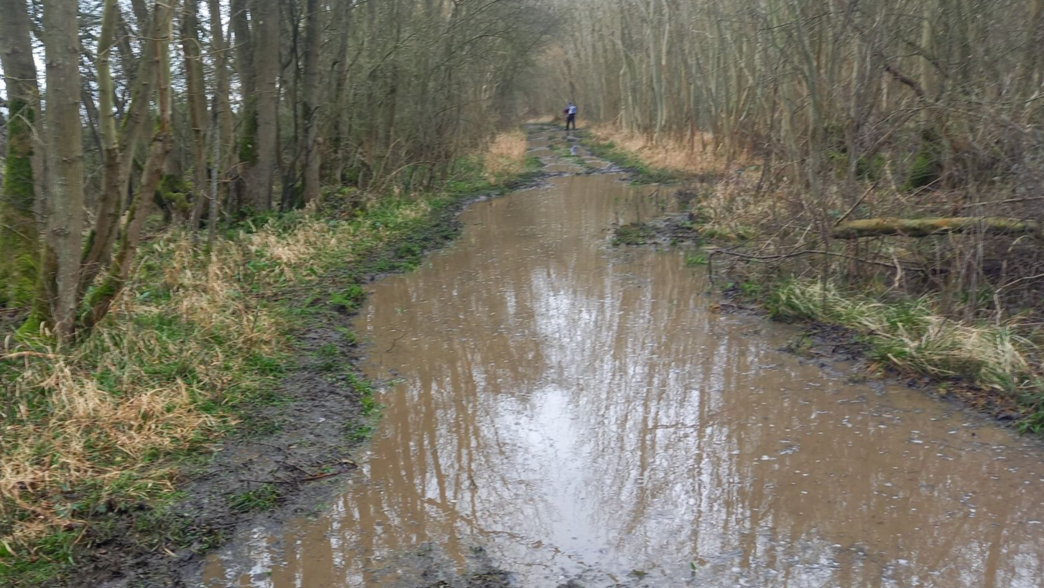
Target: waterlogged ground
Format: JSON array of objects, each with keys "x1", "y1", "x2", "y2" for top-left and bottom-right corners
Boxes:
[{"x1": 200, "y1": 130, "x2": 1044, "y2": 588}]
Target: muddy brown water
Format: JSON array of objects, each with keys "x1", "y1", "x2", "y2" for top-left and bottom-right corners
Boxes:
[{"x1": 202, "y1": 134, "x2": 1044, "y2": 588}]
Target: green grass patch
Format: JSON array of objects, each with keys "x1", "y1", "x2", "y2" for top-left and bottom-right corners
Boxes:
[
  {"x1": 229, "y1": 485, "x2": 280, "y2": 513},
  {"x1": 684, "y1": 253, "x2": 709, "y2": 267},
  {"x1": 581, "y1": 137, "x2": 680, "y2": 184},
  {"x1": 347, "y1": 423, "x2": 375, "y2": 442},
  {"x1": 330, "y1": 284, "x2": 366, "y2": 312},
  {"x1": 612, "y1": 222, "x2": 657, "y2": 246}
]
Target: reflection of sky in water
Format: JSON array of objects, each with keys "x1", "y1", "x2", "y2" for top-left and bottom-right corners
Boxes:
[{"x1": 202, "y1": 170, "x2": 1044, "y2": 588}]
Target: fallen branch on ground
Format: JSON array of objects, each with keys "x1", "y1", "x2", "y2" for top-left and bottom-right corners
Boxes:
[
  {"x1": 708, "y1": 247, "x2": 924, "y2": 271},
  {"x1": 1, "y1": 351, "x2": 60, "y2": 361},
  {"x1": 832, "y1": 217, "x2": 1041, "y2": 239}
]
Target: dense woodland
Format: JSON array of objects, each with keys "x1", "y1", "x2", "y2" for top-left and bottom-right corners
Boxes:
[
  {"x1": 5, "y1": 0, "x2": 1044, "y2": 335},
  {"x1": 0, "y1": 0, "x2": 552, "y2": 341},
  {"x1": 532, "y1": 0, "x2": 1044, "y2": 320}
]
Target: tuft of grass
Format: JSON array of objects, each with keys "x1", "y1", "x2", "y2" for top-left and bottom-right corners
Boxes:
[
  {"x1": 334, "y1": 326, "x2": 358, "y2": 346},
  {"x1": 684, "y1": 253, "x2": 709, "y2": 267},
  {"x1": 344, "y1": 372, "x2": 378, "y2": 416},
  {"x1": 612, "y1": 222, "x2": 656, "y2": 246},
  {"x1": 738, "y1": 281, "x2": 762, "y2": 298},
  {"x1": 228, "y1": 485, "x2": 280, "y2": 513},
  {"x1": 767, "y1": 280, "x2": 1043, "y2": 399},
  {"x1": 524, "y1": 155, "x2": 544, "y2": 172},
  {"x1": 782, "y1": 334, "x2": 814, "y2": 358},
  {"x1": 329, "y1": 284, "x2": 366, "y2": 312},
  {"x1": 316, "y1": 343, "x2": 342, "y2": 372},
  {"x1": 347, "y1": 423, "x2": 375, "y2": 442}
]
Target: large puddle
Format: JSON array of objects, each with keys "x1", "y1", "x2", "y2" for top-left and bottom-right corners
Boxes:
[{"x1": 203, "y1": 134, "x2": 1044, "y2": 587}]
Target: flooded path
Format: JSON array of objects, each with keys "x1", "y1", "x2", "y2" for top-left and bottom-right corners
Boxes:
[{"x1": 203, "y1": 131, "x2": 1044, "y2": 588}]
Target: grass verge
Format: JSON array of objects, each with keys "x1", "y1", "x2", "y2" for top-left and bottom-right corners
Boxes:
[
  {"x1": 577, "y1": 125, "x2": 736, "y2": 185},
  {"x1": 766, "y1": 280, "x2": 1044, "y2": 429},
  {"x1": 581, "y1": 136, "x2": 681, "y2": 184},
  {"x1": 0, "y1": 132, "x2": 542, "y2": 586}
]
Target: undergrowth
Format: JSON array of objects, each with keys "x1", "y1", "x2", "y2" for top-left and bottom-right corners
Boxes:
[
  {"x1": 0, "y1": 132, "x2": 538, "y2": 585},
  {"x1": 767, "y1": 280, "x2": 1044, "y2": 418}
]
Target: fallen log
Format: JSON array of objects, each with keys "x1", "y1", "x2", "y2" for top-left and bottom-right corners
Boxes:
[{"x1": 832, "y1": 217, "x2": 1041, "y2": 240}]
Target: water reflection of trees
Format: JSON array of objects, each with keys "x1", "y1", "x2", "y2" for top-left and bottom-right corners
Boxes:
[{"x1": 211, "y1": 175, "x2": 1044, "y2": 588}]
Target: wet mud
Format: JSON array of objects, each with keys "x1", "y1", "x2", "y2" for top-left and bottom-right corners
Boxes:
[{"x1": 198, "y1": 129, "x2": 1044, "y2": 588}]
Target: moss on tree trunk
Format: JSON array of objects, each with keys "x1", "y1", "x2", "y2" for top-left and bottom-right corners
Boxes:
[
  {"x1": 0, "y1": 98, "x2": 39, "y2": 308},
  {"x1": 832, "y1": 217, "x2": 1042, "y2": 240}
]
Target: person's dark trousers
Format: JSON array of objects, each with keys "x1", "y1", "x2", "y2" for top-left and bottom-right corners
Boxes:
[{"x1": 566, "y1": 114, "x2": 576, "y2": 130}]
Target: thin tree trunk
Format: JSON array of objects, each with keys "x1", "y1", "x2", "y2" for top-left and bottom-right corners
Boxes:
[
  {"x1": 35, "y1": 0, "x2": 87, "y2": 340},
  {"x1": 81, "y1": 0, "x2": 167, "y2": 294},
  {"x1": 207, "y1": 0, "x2": 236, "y2": 208},
  {"x1": 208, "y1": 111, "x2": 220, "y2": 254},
  {"x1": 83, "y1": 0, "x2": 178, "y2": 332},
  {"x1": 0, "y1": 0, "x2": 43, "y2": 309},
  {"x1": 244, "y1": 0, "x2": 280, "y2": 210},
  {"x1": 301, "y1": 0, "x2": 323, "y2": 205},
  {"x1": 79, "y1": 0, "x2": 121, "y2": 297},
  {"x1": 183, "y1": 0, "x2": 210, "y2": 228},
  {"x1": 329, "y1": 0, "x2": 354, "y2": 182},
  {"x1": 230, "y1": 0, "x2": 256, "y2": 214}
]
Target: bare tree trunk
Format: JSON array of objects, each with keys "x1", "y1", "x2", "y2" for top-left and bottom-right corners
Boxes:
[
  {"x1": 301, "y1": 0, "x2": 323, "y2": 205},
  {"x1": 208, "y1": 0, "x2": 236, "y2": 209},
  {"x1": 208, "y1": 109, "x2": 221, "y2": 254},
  {"x1": 129, "y1": 0, "x2": 151, "y2": 30},
  {"x1": 34, "y1": 0, "x2": 86, "y2": 340},
  {"x1": 81, "y1": 0, "x2": 167, "y2": 294},
  {"x1": 84, "y1": 0, "x2": 178, "y2": 332},
  {"x1": 0, "y1": 0, "x2": 43, "y2": 309},
  {"x1": 230, "y1": 0, "x2": 256, "y2": 214},
  {"x1": 230, "y1": 0, "x2": 256, "y2": 97},
  {"x1": 245, "y1": 0, "x2": 280, "y2": 210},
  {"x1": 329, "y1": 0, "x2": 354, "y2": 183},
  {"x1": 79, "y1": 0, "x2": 121, "y2": 297},
  {"x1": 183, "y1": 0, "x2": 211, "y2": 228}
]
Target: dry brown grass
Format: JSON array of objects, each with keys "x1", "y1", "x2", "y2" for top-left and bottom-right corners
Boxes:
[
  {"x1": 587, "y1": 124, "x2": 770, "y2": 238},
  {"x1": 0, "y1": 196, "x2": 439, "y2": 560},
  {"x1": 0, "y1": 230, "x2": 283, "y2": 551},
  {"x1": 770, "y1": 280, "x2": 1042, "y2": 396},
  {"x1": 483, "y1": 130, "x2": 529, "y2": 183},
  {"x1": 588, "y1": 124, "x2": 744, "y2": 177},
  {"x1": 690, "y1": 171, "x2": 776, "y2": 240}
]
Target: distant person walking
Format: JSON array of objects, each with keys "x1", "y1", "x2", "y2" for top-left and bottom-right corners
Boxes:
[{"x1": 564, "y1": 102, "x2": 578, "y2": 130}]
